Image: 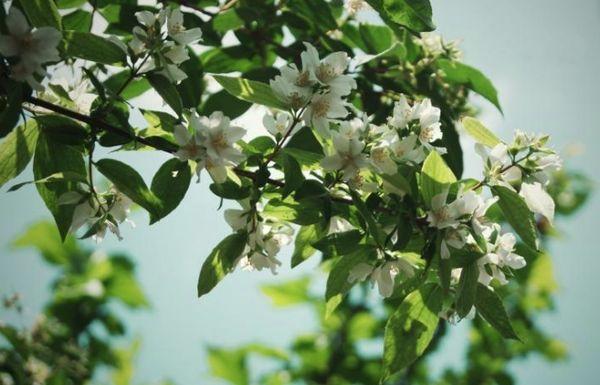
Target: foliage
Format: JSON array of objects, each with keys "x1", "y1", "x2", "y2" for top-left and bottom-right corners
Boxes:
[
  {"x1": 0, "y1": 222, "x2": 154, "y2": 384},
  {"x1": 0, "y1": 0, "x2": 591, "y2": 382}
]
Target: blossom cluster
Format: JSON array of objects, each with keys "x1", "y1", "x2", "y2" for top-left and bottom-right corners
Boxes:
[
  {"x1": 0, "y1": 7, "x2": 61, "y2": 90},
  {"x1": 129, "y1": 7, "x2": 203, "y2": 83},
  {"x1": 173, "y1": 111, "x2": 246, "y2": 183},
  {"x1": 59, "y1": 187, "x2": 134, "y2": 243},
  {"x1": 225, "y1": 203, "x2": 293, "y2": 274}
]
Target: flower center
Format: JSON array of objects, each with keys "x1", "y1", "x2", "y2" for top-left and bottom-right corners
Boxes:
[
  {"x1": 312, "y1": 98, "x2": 330, "y2": 118},
  {"x1": 317, "y1": 64, "x2": 336, "y2": 83},
  {"x1": 295, "y1": 71, "x2": 312, "y2": 87}
]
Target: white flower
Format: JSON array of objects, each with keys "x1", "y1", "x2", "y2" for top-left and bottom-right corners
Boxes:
[
  {"x1": 520, "y1": 182, "x2": 555, "y2": 223},
  {"x1": 167, "y1": 8, "x2": 202, "y2": 45},
  {"x1": 477, "y1": 228, "x2": 526, "y2": 286},
  {"x1": 303, "y1": 92, "x2": 349, "y2": 137},
  {"x1": 174, "y1": 118, "x2": 204, "y2": 161},
  {"x1": 239, "y1": 252, "x2": 282, "y2": 275},
  {"x1": 328, "y1": 216, "x2": 355, "y2": 234},
  {"x1": 0, "y1": 7, "x2": 61, "y2": 90},
  {"x1": 476, "y1": 143, "x2": 522, "y2": 188},
  {"x1": 301, "y1": 42, "x2": 356, "y2": 96},
  {"x1": 387, "y1": 95, "x2": 415, "y2": 129},
  {"x1": 348, "y1": 262, "x2": 374, "y2": 283},
  {"x1": 370, "y1": 145, "x2": 397, "y2": 175},
  {"x1": 390, "y1": 134, "x2": 426, "y2": 163},
  {"x1": 338, "y1": 116, "x2": 369, "y2": 140},
  {"x1": 224, "y1": 208, "x2": 249, "y2": 231},
  {"x1": 371, "y1": 260, "x2": 414, "y2": 298},
  {"x1": 108, "y1": 188, "x2": 135, "y2": 228},
  {"x1": 418, "y1": 33, "x2": 444, "y2": 56},
  {"x1": 321, "y1": 132, "x2": 368, "y2": 180},
  {"x1": 195, "y1": 111, "x2": 246, "y2": 178},
  {"x1": 270, "y1": 73, "x2": 313, "y2": 109},
  {"x1": 48, "y1": 77, "x2": 95, "y2": 114},
  {"x1": 263, "y1": 112, "x2": 298, "y2": 137},
  {"x1": 345, "y1": 0, "x2": 369, "y2": 15}
]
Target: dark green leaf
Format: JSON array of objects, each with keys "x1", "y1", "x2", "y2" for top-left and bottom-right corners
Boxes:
[
  {"x1": 150, "y1": 159, "x2": 192, "y2": 223},
  {"x1": 438, "y1": 59, "x2": 502, "y2": 112},
  {"x1": 492, "y1": 185, "x2": 538, "y2": 249},
  {"x1": 95, "y1": 158, "x2": 161, "y2": 220},
  {"x1": 62, "y1": 31, "x2": 126, "y2": 64},
  {"x1": 35, "y1": 115, "x2": 89, "y2": 145},
  {"x1": 19, "y1": 0, "x2": 62, "y2": 29},
  {"x1": 366, "y1": 0, "x2": 434, "y2": 33},
  {"x1": 456, "y1": 263, "x2": 479, "y2": 318},
  {"x1": 475, "y1": 284, "x2": 520, "y2": 340},
  {"x1": 197, "y1": 232, "x2": 248, "y2": 297},
  {"x1": 312, "y1": 230, "x2": 363, "y2": 256},
  {"x1": 148, "y1": 74, "x2": 184, "y2": 116},
  {"x1": 62, "y1": 9, "x2": 92, "y2": 31},
  {"x1": 33, "y1": 133, "x2": 86, "y2": 240}
]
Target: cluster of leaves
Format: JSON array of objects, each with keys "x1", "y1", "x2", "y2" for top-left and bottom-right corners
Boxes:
[
  {"x1": 205, "y1": 168, "x2": 590, "y2": 385},
  {"x1": 0, "y1": 222, "x2": 159, "y2": 385},
  {"x1": 0, "y1": 0, "x2": 587, "y2": 382}
]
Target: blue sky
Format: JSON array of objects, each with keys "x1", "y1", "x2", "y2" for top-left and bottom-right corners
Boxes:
[{"x1": 1, "y1": 0, "x2": 599, "y2": 383}]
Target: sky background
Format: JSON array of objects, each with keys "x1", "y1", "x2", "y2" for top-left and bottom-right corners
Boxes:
[{"x1": 1, "y1": 0, "x2": 600, "y2": 383}]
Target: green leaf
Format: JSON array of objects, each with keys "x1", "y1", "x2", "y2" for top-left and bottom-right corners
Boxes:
[
  {"x1": 33, "y1": 133, "x2": 86, "y2": 240},
  {"x1": 312, "y1": 230, "x2": 363, "y2": 256},
  {"x1": 291, "y1": 223, "x2": 323, "y2": 267},
  {"x1": 325, "y1": 246, "x2": 377, "y2": 317},
  {"x1": 461, "y1": 117, "x2": 501, "y2": 148},
  {"x1": 475, "y1": 284, "x2": 520, "y2": 340},
  {"x1": 262, "y1": 198, "x2": 323, "y2": 225},
  {"x1": 62, "y1": 9, "x2": 92, "y2": 32},
  {"x1": 492, "y1": 185, "x2": 538, "y2": 249},
  {"x1": 62, "y1": 31, "x2": 126, "y2": 64},
  {"x1": 12, "y1": 221, "x2": 80, "y2": 265},
  {"x1": 261, "y1": 277, "x2": 311, "y2": 307},
  {"x1": 212, "y1": 9, "x2": 244, "y2": 33},
  {"x1": 150, "y1": 159, "x2": 192, "y2": 223},
  {"x1": 382, "y1": 284, "x2": 443, "y2": 381},
  {"x1": 437, "y1": 59, "x2": 502, "y2": 112},
  {"x1": 95, "y1": 158, "x2": 162, "y2": 220},
  {"x1": 0, "y1": 121, "x2": 38, "y2": 189},
  {"x1": 283, "y1": 126, "x2": 324, "y2": 166},
  {"x1": 349, "y1": 190, "x2": 386, "y2": 246},
  {"x1": 19, "y1": 0, "x2": 62, "y2": 29},
  {"x1": 209, "y1": 180, "x2": 251, "y2": 200},
  {"x1": 213, "y1": 75, "x2": 287, "y2": 110},
  {"x1": 207, "y1": 347, "x2": 249, "y2": 385},
  {"x1": 366, "y1": 0, "x2": 434, "y2": 33},
  {"x1": 197, "y1": 232, "x2": 248, "y2": 297},
  {"x1": 35, "y1": 115, "x2": 90, "y2": 145},
  {"x1": 148, "y1": 74, "x2": 184, "y2": 116},
  {"x1": 0, "y1": 79, "x2": 23, "y2": 137},
  {"x1": 8, "y1": 171, "x2": 86, "y2": 192},
  {"x1": 287, "y1": 0, "x2": 337, "y2": 32},
  {"x1": 105, "y1": 70, "x2": 151, "y2": 100},
  {"x1": 455, "y1": 262, "x2": 479, "y2": 318},
  {"x1": 200, "y1": 90, "x2": 251, "y2": 119},
  {"x1": 359, "y1": 23, "x2": 393, "y2": 54},
  {"x1": 277, "y1": 152, "x2": 305, "y2": 197},
  {"x1": 420, "y1": 150, "x2": 456, "y2": 205}
]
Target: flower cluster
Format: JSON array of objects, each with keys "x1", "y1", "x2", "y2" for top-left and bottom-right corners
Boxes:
[
  {"x1": 348, "y1": 255, "x2": 416, "y2": 298},
  {"x1": 320, "y1": 94, "x2": 446, "y2": 185},
  {"x1": 0, "y1": 7, "x2": 61, "y2": 90},
  {"x1": 270, "y1": 42, "x2": 356, "y2": 137},
  {"x1": 59, "y1": 187, "x2": 134, "y2": 243},
  {"x1": 129, "y1": 7, "x2": 202, "y2": 83},
  {"x1": 225, "y1": 203, "x2": 294, "y2": 275},
  {"x1": 173, "y1": 111, "x2": 246, "y2": 183},
  {"x1": 477, "y1": 130, "x2": 561, "y2": 223}
]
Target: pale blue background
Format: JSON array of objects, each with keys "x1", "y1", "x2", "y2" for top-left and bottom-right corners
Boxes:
[{"x1": 1, "y1": 0, "x2": 599, "y2": 383}]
